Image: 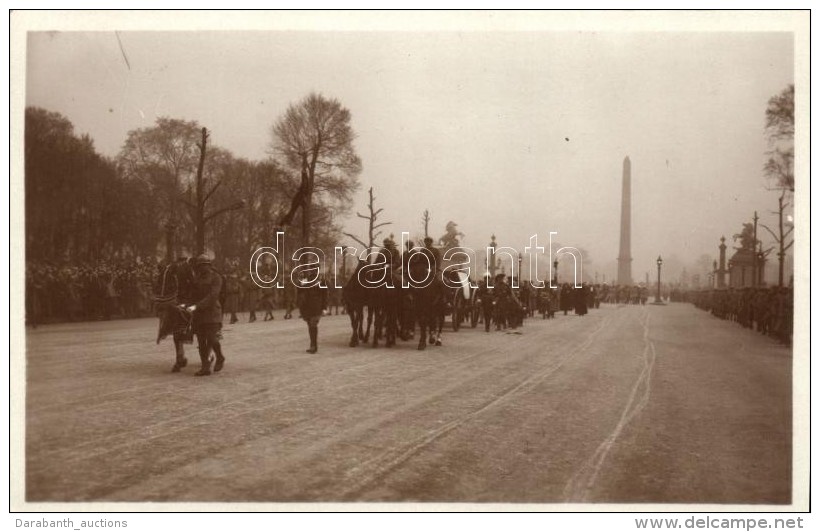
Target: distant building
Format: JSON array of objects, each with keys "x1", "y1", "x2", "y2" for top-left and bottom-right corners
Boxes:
[{"x1": 728, "y1": 248, "x2": 766, "y2": 288}]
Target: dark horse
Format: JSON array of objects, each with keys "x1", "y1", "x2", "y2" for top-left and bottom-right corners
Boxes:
[
  {"x1": 370, "y1": 267, "x2": 404, "y2": 348},
  {"x1": 406, "y1": 252, "x2": 446, "y2": 350},
  {"x1": 343, "y1": 260, "x2": 405, "y2": 348},
  {"x1": 342, "y1": 260, "x2": 373, "y2": 347}
]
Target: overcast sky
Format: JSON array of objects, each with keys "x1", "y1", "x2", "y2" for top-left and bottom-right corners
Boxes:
[{"x1": 23, "y1": 16, "x2": 796, "y2": 282}]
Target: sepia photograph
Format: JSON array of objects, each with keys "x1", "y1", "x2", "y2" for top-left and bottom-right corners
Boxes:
[{"x1": 10, "y1": 10, "x2": 809, "y2": 515}]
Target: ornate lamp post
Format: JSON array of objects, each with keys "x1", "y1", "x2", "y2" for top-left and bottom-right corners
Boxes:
[{"x1": 653, "y1": 256, "x2": 664, "y2": 305}]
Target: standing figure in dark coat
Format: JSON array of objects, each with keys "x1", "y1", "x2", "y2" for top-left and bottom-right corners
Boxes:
[
  {"x1": 560, "y1": 283, "x2": 573, "y2": 315},
  {"x1": 283, "y1": 272, "x2": 296, "y2": 319},
  {"x1": 187, "y1": 254, "x2": 225, "y2": 376},
  {"x1": 242, "y1": 272, "x2": 259, "y2": 322},
  {"x1": 224, "y1": 268, "x2": 241, "y2": 324},
  {"x1": 296, "y1": 273, "x2": 328, "y2": 353},
  {"x1": 492, "y1": 273, "x2": 513, "y2": 330},
  {"x1": 477, "y1": 275, "x2": 495, "y2": 332},
  {"x1": 574, "y1": 284, "x2": 589, "y2": 316}
]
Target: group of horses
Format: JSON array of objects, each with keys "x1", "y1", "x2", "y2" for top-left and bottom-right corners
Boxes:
[{"x1": 341, "y1": 255, "x2": 461, "y2": 351}]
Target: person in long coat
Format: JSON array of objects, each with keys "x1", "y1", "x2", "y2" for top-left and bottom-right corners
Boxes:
[
  {"x1": 573, "y1": 284, "x2": 588, "y2": 316},
  {"x1": 296, "y1": 272, "x2": 328, "y2": 353},
  {"x1": 560, "y1": 283, "x2": 573, "y2": 315}
]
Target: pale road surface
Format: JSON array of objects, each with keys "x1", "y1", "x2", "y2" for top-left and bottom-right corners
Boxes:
[{"x1": 24, "y1": 303, "x2": 792, "y2": 504}]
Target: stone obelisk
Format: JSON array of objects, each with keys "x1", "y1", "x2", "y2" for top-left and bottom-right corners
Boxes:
[{"x1": 617, "y1": 156, "x2": 633, "y2": 285}]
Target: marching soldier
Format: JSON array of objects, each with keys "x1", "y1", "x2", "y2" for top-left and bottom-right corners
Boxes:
[
  {"x1": 186, "y1": 254, "x2": 225, "y2": 376},
  {"x1": 241, "y1": 271, "x2": 259, "y2": 322},
  {"x1": 296, "y1": 271, "x2": 328, "y2": 354},
  {"x1": 493, "y1": 273, "x2": 513, "y2": 330},
  {"x1": 283, "y1": 273, "x2": 296, "y2": 319},
  {"x1": 224, "y1": 267, "x2": 242, "y2": 324},
  {"x1": 477, "y1": 274, "x2": 494, "y2": 331}
]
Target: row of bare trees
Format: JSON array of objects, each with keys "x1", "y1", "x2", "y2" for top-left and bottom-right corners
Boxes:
[{"x1": 25, "y1": 92, "x2": 362, "y2": 268}]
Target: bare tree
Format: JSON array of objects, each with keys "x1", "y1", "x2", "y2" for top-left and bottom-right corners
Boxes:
[
  {"x1": 343, "y1": 187, "x2": 391, "y2": 261},
  {"x1": 762, "y1": 84, "x2": 795, "y2": 287},
  {"x1": 183, "y1": 128, "x2": 244, "y2": 256},
  {"x1": 271, "y1": 92, "x2": 362, "y2": 249}
]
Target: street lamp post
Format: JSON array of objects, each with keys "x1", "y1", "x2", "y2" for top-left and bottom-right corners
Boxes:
[
  {"x1": 653, "y1": 256, "x2": 665, "y2": 305},
  {"x1": 517, "y1": 252, "x2": 522, "y2": 286},
  {"x1": 553, "y1": 259, "x2": 559, "y2": 287}
]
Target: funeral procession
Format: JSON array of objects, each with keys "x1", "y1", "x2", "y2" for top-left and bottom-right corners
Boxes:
[{"x1": 17, "y1": 26, "x2": 801, "y2": 507}]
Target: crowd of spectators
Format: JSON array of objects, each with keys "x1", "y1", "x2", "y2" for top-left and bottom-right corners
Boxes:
[{"x1": 25, "y1": 257, "x2": 161, "y2": 325}]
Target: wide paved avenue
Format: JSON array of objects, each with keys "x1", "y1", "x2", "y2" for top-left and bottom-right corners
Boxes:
[{"x1": 25, "y1": 303, "x2": 791, "y2": 503}]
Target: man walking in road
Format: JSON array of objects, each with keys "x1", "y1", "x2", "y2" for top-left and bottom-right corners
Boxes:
[
  {"x1": 296, "y1": 271, "x2": 328, "y2": 354},
  {"x1": 187, "y1": 254, "x2": 226, "y2": 376}
]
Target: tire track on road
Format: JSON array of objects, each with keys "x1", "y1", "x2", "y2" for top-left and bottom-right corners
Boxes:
[
  {"x1": 337, "y1": 312, "x2": 617, "y2": 500},
  {"x1": 93, "y1": 315, "x2": 598, "y2": 501},
  {"x1": 29, "y1": 320, "x2": 577, "y2": 469},
  {"x1": 562, "y1": 306, "x2": 657, "y2": 502}
]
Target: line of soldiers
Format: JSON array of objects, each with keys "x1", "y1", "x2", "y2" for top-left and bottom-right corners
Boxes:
[
  {"x1": 220, "y1": 264, "x2": 344, "y2": 325},
  {"x1": 688, "y1": 286, "x2": 793, "y2": 345}
]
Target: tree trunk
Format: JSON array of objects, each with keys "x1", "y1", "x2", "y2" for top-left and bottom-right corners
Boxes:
[
  {"x1": 302, "y1": 191, "x2": 311, "y2": 251},
  {"x1": 195, "y1": 128, "x2": 208, "y2": 256},
  {"x1": 300, "y1": 153, "x2": 313, "y2": 254},
  {"x1": 164, "y1": 222, "x2": 176, "y2": 262},
  {"x1": 778, "y1": 192, "x2": 785, "y2": 287}
]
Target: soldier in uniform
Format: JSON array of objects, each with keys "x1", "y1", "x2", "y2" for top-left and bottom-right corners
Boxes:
[
  {"x1": 378, "y1": 237, "x2": 402, "y2": 271},
  {"x1": 296, "y1": 271, "x2": 328, "y2": 353},
  {"x1": 493, "y1": 273, "x2": 513, "y2": 330},
  {"x1": 283, "y1": 273, "x2": 296, "y2": 319},
  {"x1": 423, "y1": 237, "x2": 442, "y2": 274},
  {"x1": 241, "y1": 271, "x2": 259, "y2": 322},
  {"x1": 186, "y1": 254, "x2": 225, "y2": 376},
  {"x1": 476, "y1": 274, "x2": 494, "y2": 331},
  {"x1": 519, "y1": 282, "x2": 532, "y2": 318},
  {"x1": 261, "y1": 282, "x2": 276, "y2": 321},
  {"x1": 224, "y1": 266, "x2": 242, "y2": 324}
]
